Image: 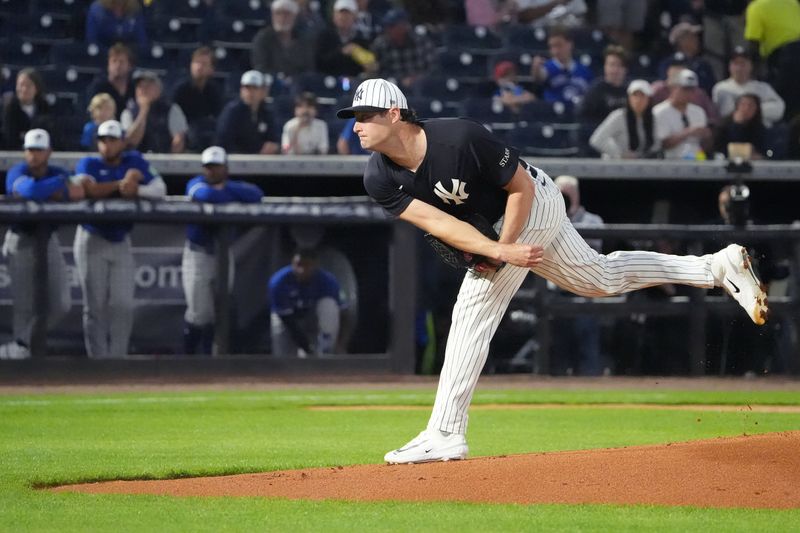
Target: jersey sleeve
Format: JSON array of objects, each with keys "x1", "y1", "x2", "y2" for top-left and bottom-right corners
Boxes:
[
  {"x1": 268, "y1": 271, "x2": 294, "y2": 315},
  {"x1": 362, "y1": 154, "x2": 414, "y2": 217},
  {"x1": 226, "y1": 180, "x2": 264, "y2": 203},
  {"x1": 187, "y1": 176, "x2": 227, "y2": 203},
  {"x1": 463, "y1": 121, "x2": 519, "y2": 187},
  {"x1": 6, "y1": 165, "x2": 68, "y2": 201},
  {"x1": 74, "y1": 157, "x2": 97, "y2": 180},
  {"x1": 127, "y1": 152, "x2": 160, "y2": 184}
]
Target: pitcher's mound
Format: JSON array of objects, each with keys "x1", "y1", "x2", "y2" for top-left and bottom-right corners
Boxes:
[{"x1": 55, "y1": 431, "x2": 800, "y2": 509}]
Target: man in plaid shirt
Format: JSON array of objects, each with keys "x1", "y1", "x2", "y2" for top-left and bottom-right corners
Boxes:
[{"x1": 371, "y1": 9, "x2": 436, "y2": 89}]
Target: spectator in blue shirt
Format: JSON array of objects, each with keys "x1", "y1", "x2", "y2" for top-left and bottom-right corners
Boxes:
[
  {"x1": 181, "y1": 146, "x2": 264, "y2": 355},
  {"x1": 85, "y1": 0, "x2": 148, "y2": 52},
  {"x1": 269, "y1": 248, "x2": 346, "y2": 357},
  {"x1": 336, "y1": 117, "x2": 369, "y2": 154},
  {"x1": 0, "y1": 129, "x2": 84, "y2": 361},
  {"x1": 81, "y1": 93, "x2": 117, "y2": 150},
  {"x1": 531, "y1": 26, "x2": 593, "y2": 107},
  {"x1": 73, "y1": 120, "x2": 167, "y2": 359},
  {"x1": 215, "y1": 70, "x2": 280, "y2": 155}
]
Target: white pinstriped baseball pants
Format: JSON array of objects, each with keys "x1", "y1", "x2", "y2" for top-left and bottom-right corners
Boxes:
[{"x1": 427, "y1": 167, "x2": 716, "y2": 435}]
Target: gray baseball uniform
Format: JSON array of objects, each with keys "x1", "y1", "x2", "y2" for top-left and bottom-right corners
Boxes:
[{"x1": 73, "y1": 150, "x2": 165, "y2": 358}]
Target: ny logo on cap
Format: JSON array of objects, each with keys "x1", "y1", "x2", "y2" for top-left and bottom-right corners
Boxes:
[{"x1": 354, "y1": 88, "x2": 364, "y2": 102}]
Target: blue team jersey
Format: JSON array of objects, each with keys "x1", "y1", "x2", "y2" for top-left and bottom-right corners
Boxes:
[
  {"x1": 75, "y1": 151, "x2": 159, "y2": 242},
  {"x1": 184, "y1": 175, "x2": 264, "y2": 247},
  {"x1": 543, "y1": 59, "x2": 593, "y2": 106},
  {"x1": 268, "y1": 266, "x2": 343, "y2": 316},
  {"x1": 5, "y1": 162, "x2": 70, "y2": 234}
]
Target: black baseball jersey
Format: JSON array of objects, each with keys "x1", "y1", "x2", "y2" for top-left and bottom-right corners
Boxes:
[{"x1": 363, "y1": 118, "x2": 520, "y2": 224}]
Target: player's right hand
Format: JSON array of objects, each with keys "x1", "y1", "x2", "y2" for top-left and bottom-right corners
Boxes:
[{"x1": 499, "y1": 243, "x2": 544, "y2": 268}]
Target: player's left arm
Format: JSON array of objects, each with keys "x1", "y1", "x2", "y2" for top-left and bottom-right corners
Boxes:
[
  {"x1": 134, "y1": 158, "x2": 167, "y2": 199},
  {"x1": 226, "y1": 181, "x2": 264, "y2": 203}
]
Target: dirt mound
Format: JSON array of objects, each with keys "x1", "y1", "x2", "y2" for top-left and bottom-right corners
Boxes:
[{"x1": 54, "y1": 431, "x2": 800, "y2": 509}]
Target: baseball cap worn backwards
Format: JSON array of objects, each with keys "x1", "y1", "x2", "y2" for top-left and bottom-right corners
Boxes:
[
  {"x1": 336, "y1": 78, "x2": 408, "y2": 119},
  {"x1": 97, "y1": 120, "x2": 124, "y2": 139},
  {"x1": 201, "y1": 146, "x2": 227, "y2": 166},
  {"x1": 23, "y1": 129, "x2": 50, "y2": 150}
]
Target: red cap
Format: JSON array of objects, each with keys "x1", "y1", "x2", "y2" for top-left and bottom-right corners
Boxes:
[{"x1": 493, "y1": 61, "x2": 516, "y2": 81}]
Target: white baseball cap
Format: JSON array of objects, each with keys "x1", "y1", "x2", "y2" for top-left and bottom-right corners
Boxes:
[
  {"x1": 240, "y1": 70, "x2": 265, "y2": 88},
  {"x1": 201, "y1": 146, "x2": 227, "y2": 166},
  {"x1": 271, "y1": 0, "x2": 299, "y2": 14},
  {"x1": 333, "y1": 0, "x2": 358, "y2": 12},
  {"x1": 23, "y1": 129, "x2": 50, "y2": 150},
  {"x1": 671, "y1": 69, "x2": 699, "y2": 88},
  {"x1": 336, "y1": 78, "x2": 408, "y2": 119},
  {"x1": 97, "y1": 120, "x2": 124, "y2": 139},
  {"x1": 627, "y1": 79, "x2": 653, "y2": 97}
]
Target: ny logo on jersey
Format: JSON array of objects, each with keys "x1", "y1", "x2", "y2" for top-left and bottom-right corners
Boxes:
[{"x1": 434, "y1": 179, "x2": 469, "y2": 205}]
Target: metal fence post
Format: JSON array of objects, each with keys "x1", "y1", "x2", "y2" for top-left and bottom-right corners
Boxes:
[
  {"x1": 29, "y1": 223, "x2": 49, "y2": 357},
  {"x1": 212, "y1": 227, "x2": 231, "y2": 357}
]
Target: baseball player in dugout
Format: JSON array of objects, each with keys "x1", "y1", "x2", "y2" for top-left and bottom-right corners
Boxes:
[
  {"x1": 337, "y1": 78, "x2": 770, "y2": 464},
  {"x1": 182, "y1": 146, "x2": 264, "y2": 355},
  {"x1": 0, "y1": 129, "x2": 84, "y2": 360},
  {"x1": 73, "y1": 120, "x2": 166, "y2": 359}
]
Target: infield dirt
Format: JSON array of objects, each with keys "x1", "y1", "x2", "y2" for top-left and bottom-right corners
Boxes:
[{"x1": 55, "y1": 431, "x2": 800, "y2": 509}]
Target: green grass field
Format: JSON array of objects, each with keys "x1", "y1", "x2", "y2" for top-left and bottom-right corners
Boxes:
[{"x1": 1, "y1": 387, "x2": 800, "y2": 532}]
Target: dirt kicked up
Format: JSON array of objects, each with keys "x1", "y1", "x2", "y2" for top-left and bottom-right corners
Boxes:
[{"x1": 54, "y1": 431, "x2": 800, "y2": 509}]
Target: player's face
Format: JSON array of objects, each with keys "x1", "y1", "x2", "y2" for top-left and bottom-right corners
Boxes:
[
  {"x1": 24, "y1": 148, "x2": 50, "y2": 169},
  {"x1": 203, "y1": 163, "x2": 227, "y2": 184},
  {"x1": 97, "y1": 136, "x2": 125, "y2": 160},
  {"x1": 291, "y1": 255, "x2": 317, "y2": 283},
  {"x1": 352, "y1": 110, "x2": 392, "y2": 150}
]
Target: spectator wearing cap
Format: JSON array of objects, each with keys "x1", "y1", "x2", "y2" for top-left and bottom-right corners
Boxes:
[
  {"x1": 589, "y1": 79, "x2": 660, "y2": 159},
  {"x1": 281, "y1": 92, "x2": 329, "y2": 154},
  {"x1": 85, "y1": 0, "x2": 148, "y2": 52},
  {"x1": 2, "y1": 69, "x2": 56, "y2": 151},
  {"x1": 713, "y1": 93, "x2": 767, "y2": 159},
  {"x1": 653, "y1": 69, "x2": 712, "y2": 159},
  {"x1": 120, "y1": 70, "x2": 188, "y2": 154},
  {"x1": 370, "y1": 8, "x2": 436, "y2": 89},
  {"x1": 215, "y1": 71, "x2": 280, "y2": 155},
  {"x1": 315, "y1": 0, "x2": 377, "y2": 77},
  {"x1": 181, "y1": 146, "x2": 264, "y2": 355},
  {"x1": 81, "y1": 93, "x2": 117, "y2": 151},
  {"x1": 531, "y1": 26, "x2": 593, "y2": 107},
  {"x1": 171, "y1": 47, "x2": 224, "y2": 153},
  {"x1": 251, "y1": 0, "x2": 316, "y2": 79},
  {"x1": 712, "y1": 46, "x2": 784, "y2": 126},
  {"x1": 73, "y1": 119, "x2": 167, "y2": 359},
  {"x1": 744, "y1": 0, "x2": 800, "y2": 117},
  {"x1": 0, "y1": 129, "x2": 84, "y2": 361},
  {"x1": 87, "y1": 43, "x2": 136, "y2": 120},
  {"x1": 657, "y1": 22, "x2": 716, "y2": 96},
  {"x1": 492, "y1": 60, "x2": 536, "y2": 113},
  {"x1": 579, "y1": 45, "x2": 629, "y2": 124},
  {"x1": 652, "y1": 60, "x2": 720, "y2": 125}
]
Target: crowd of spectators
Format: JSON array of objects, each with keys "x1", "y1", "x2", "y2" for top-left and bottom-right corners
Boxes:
[{"x1": 0, "y1": 0, "x2": 799, "y2": 159}]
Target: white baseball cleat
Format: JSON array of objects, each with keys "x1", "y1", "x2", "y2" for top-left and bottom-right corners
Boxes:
[
  {"x1": 0, "y1": 341, "x2": 31, "y2": 360},
  {"x1": 384, "y1": 429, "x2": 469, "y2": 464},
  {"x1": 711, "y1": 244, "x2": 769, "y2": 325}
]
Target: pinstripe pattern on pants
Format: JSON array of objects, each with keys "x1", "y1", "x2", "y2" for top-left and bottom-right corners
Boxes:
[{"x1": 427, "y1": 168, "x2": 716, "y2": 434}]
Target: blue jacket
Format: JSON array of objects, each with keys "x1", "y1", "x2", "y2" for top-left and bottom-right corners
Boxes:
[
  {"x1": 185, "y1": 175, "x2": 264, "y2": 248},
  {"x1": 5, "y1": 162, "x2": 70, "y2": 234},
  {"x1": 269, "y1": 266, "x2": 343, "y2": 316}
]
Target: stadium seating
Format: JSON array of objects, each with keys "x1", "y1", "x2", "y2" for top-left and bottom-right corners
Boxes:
[
  {"x1": 443, "y1": 25, "x2": 504, "y2": 53},
  {"x1": 49, "y1": 41, "x2": 105, "y2": 72},
  {"x1": 437, "y1": 50, "x2": 491, "y2": 82},
  {"x1": 411, "y1": 76, "x2": 476, "y2": 110},
  {"x1": 3, "y1": 36, "x2": 54, "y2": 69},
  {"x1": 507, "y1": 122, "x2": 581, "y2": 157}
]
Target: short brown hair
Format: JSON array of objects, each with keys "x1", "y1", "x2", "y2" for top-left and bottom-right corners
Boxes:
[
  {"x1": 192, "y1": 46, "x2": 215, "y2": 67},
  {"x1": 604, "y1": 45, "x2": 628, "y2": 66},
  {"x1": 108, "y1": 42, "x2": 134, "y2": 64},
  {"x1": 295, "y1": 91, "x2": 318, "y2": 107},
  {"x1": 548, "y1": 26, "x2": 572, "y2": 42}
]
